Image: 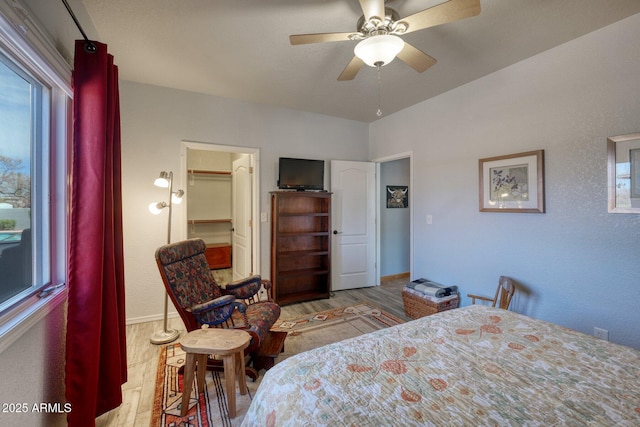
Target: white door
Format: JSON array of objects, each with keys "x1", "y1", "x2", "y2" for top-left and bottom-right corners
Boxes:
[
  {"x1": 331, "y1": 160, "x2": 376, "y2": 291},
  {"x1": 232, "y1": 155, "x2": 252, "y2": 280}
]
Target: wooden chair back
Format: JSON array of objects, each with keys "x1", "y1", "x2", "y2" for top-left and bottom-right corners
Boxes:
[
  {"x1": 493, "y1": 276, "x2": 515, "y2": 310},
  {"x1": 467, "y1": 275, "x2": 516, "y2": 310}
]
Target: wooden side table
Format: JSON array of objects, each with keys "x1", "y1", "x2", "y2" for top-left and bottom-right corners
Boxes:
[
  {"x1": 254, "y1": 330, "x2": 287, "y2": 371},
  {"x1": 179, "y1": 327, "x2": 251, "y2": 418},
  {"x1": 205, "y1": 243, "x2": 232, "y2": 269}
]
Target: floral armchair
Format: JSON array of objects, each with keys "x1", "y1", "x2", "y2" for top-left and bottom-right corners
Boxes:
[{"x1": 155, "y1": 238, "x2": 282, "y2": 378}]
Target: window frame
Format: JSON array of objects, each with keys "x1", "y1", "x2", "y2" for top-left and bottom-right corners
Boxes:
[
  {"x1": 0, "y1": 49, "x2": 50, "y2": 306},
  {"x1": 0, "y1": 0, "x2": 71, "y2": 353}
]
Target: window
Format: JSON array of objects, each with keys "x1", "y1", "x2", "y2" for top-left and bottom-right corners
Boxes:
[
  {"x1": 0, "y1": 51, "x2": 50, "y2": 310},
  {"x1": 0, "y1": 1, "x2": 70, "y2": 347}
]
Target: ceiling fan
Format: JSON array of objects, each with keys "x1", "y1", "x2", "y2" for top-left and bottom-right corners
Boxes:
[{"x1": 289, "y1": 0, "x2": 481, "y2": 81}]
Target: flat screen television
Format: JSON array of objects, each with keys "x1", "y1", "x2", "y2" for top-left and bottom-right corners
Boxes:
[{"x1": 278, "y1": 157, "x2": 325, "y2": 191}]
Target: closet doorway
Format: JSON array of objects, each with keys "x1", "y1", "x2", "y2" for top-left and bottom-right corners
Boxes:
[{"x1": 181, "y1": 141, "x2": 261, "y2": 283}]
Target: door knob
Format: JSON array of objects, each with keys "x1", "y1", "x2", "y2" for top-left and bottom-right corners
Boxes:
[{"x1": 333, "y1": 230, "x2": 342, "y2": 234}]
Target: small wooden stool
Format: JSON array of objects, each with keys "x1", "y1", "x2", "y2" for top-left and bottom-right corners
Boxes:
[{"x1": 179, "y1": 327, "x2": 251, "y2": 418}]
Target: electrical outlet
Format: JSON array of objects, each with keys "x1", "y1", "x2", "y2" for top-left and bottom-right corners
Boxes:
[{"x1": 593, "y1": 327, "x2": 609, "y2": 341}]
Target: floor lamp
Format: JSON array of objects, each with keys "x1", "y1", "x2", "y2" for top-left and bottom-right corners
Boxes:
[{"x1": 149, "y1": 171, "x2": 184, "y2": 345}]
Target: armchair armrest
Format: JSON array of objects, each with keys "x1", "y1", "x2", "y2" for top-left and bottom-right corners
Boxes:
[
  {"x1": 190, "y1": 294, "x2": 235, "y2": 313},
  {"x1": 467, "y1": 293, "x2": 493, "y2": 305},
  {"x1": 224, "y1": 275, "x2": 262, "y2": 300},
  {"x1": 189, "y1": 294, "x2": 236, "y2": 326}
]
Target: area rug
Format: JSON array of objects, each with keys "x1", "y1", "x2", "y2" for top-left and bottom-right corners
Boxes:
[
  {"x1": 272, "y1": 302, "x2": 404, "y2": 362},
  {"x1": 150, "y1": 343, "x2": 261, "y2": 427},
  {"x1": 150, "y1": 303, "x2": 403, "y2": 427}
]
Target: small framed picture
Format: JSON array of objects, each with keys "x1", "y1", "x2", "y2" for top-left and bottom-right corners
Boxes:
[
  {"x1": 386, "y1": 185, "x2": 408, "y2": 208},
  {"x1": 479, "y1": 150, "x2": 545, "y2": 213}
]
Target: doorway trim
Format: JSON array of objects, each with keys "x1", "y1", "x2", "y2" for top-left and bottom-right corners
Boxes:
[
  {"x1": 180, "y1": 140, "x2": 261, "y2": 275},
  {"x1": 372, "y1": 151, "x2": 413, "y2": 286}
]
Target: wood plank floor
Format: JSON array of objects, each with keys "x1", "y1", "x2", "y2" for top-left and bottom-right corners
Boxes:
[{"x1": 96, "y1": 277, "x2": 409, "y2": 426}]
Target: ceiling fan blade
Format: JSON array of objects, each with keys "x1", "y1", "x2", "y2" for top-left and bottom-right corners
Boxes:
[
  {"x1": 359, "y1": 0, "x2": 386, "y2": 21},
  {"x1": 289, "y1": 32, "x2": 355, "y2": 45},
  {"x1": 396, "y1": 43, "x2": 437, "y2": 73},
  {"x1": 337, "y1": 57, "x2": 364, "y2": 81},
  {"x1": 399, "y1": 0, "x2": 480, "y2": 34}
]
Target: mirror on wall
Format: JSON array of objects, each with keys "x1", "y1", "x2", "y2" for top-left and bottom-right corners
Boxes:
[{"x1": 607, "y1": 132, "x2": 640, "y2": 213}]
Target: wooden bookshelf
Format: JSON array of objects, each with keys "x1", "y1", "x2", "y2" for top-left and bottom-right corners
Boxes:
[{"x1": 270, "y1": 191, "x2": 331, "y2": 305}]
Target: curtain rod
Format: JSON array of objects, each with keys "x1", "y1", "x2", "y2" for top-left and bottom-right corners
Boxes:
[{"x1": 60, "y1": 0, "x2": 97, "y2": 53}]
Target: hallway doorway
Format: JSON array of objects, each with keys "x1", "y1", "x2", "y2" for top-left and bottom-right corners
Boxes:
[{"x1": 375, "y1": 153, "x2": 412, "y2": 285}]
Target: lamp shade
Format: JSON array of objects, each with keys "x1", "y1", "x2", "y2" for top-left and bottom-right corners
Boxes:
[
  {"x1": 354, "y1": 34, "x2": 404, "y2": 67},
  {"x1": 172, "y1": 190, "x2": 184, "y2": 204},
  {"x1": 148, "y1": 201, "x2": 167, "y2": 215},
  {"x1": 154, "y1": 171, "x2": 170, "y2": 188}
]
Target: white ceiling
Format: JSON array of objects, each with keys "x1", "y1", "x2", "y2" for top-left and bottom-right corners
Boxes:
[{"x1": 80, "y1": 0, "x2": 640, "y2": 123}]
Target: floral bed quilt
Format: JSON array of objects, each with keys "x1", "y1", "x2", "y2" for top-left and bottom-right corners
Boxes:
[{"x1": 242, "y1": 305, "x2": 640, "y2": 426}]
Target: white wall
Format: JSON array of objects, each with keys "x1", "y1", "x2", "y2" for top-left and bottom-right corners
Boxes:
[
  {"x1": 369, "y1": 13, "x2": 640, "y2": 349},
  {"x1": 0, "y1": 299, "x2": 67, "y2": 426},
  {"x1": 119, "y1": 81, "x2": 369, "y2": 322}
]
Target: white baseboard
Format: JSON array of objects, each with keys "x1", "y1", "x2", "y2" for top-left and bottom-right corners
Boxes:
[{"x1": 126, "y1": 311, "x2": 180, "y2": 325}]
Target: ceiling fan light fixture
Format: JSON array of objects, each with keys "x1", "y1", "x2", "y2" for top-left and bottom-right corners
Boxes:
[{"x1": 354, "y1": 34, "x2": 404, "y2": 67}]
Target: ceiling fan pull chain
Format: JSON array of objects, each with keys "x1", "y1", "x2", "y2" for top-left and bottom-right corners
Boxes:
[{"x1": 376, "y1": 63, "x2": 383, "y2": 117}]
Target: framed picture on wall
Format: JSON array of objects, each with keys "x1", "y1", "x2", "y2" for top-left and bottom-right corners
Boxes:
[
  {"x1": 386, "y1": 185, "x2": 408, "y2": 208},
  {"x1": 479, "y1": 150, "x2": 545, "y2": 213}
]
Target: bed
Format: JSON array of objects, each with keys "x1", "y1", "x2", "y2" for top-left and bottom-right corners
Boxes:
[{"x1": 242, "y1": 305, "x2": 640, "y2": 426}]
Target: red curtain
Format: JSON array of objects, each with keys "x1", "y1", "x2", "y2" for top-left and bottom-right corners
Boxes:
[{"x1": 66, "y1": 40, "x2": 127, "y2": 426}]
